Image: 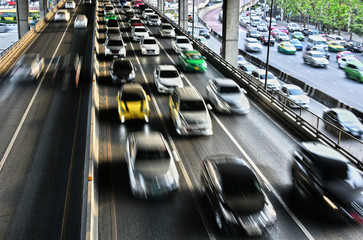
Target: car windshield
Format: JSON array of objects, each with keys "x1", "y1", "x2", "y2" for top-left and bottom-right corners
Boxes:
[
  {"x1": 135, "y1": 148, "x2": 170, "y2": 161},
  {"x1": 177, "y1": 39, "x2": 190, "y2": 44},
  {"x1": 107, "y1": 29, "x2": 120, "y2": 34},
  {"x1": 180, "y1": 100, "x2": 205, "y2": 111},
  {"x1": 160, "y1": 70, "x2": 179, "y2": 78},
  {"x1": 108, "y1": 40, "x2": 124, "y2": 46},
  {"x1": 143, "y1": 39, "x2": 156, "y2": 44},
  {"x1": 135, "y1": 28, "x2": 146, "y2": 32},
  {"x1": 247, "y1": 39, "x2": 258, "y2": 43},
  {"x1": 320, "y1": 161, "x2": 363, "y2": 185},
  {"x1": 283, "y1": 43, "x2": 294, "y2": 47},
  {"x1": 295, "y1": 32, "x2": 303, "y2": 35},
  {"x1": 291, "y1": 39, "x2": 300, "y2": 44},
  {"x1": 219, "y1": 86, "x2": 240, "y2": 94},
  {"x1": 121, "y1": 90, "x2": 143, "y2": 101},
  {"x1": 262, "y1": 73, "x2": 275, "y2": 79},
  {"x1": 250, "y1": 30, "x2": 258, "y2": 34},
  {"x1": 337, "y1": 111, "x2": 360, "y2": 124},
  {"x1": 315, "y1": 41, "x2": 327, "y2": 45},
  {"x1": 288, "y1": 88, "x2": 304, "y2": 95},
  {"x1": 279, "y1": 33, "x2": 287, "y2": 36},
  {"x1": 238, "y1": 56, "x2": 244, "y2": 61},
  {"x1": 162, "y1": 25, "x2": 173, "y2": 30},
  {"x1": 150, "y1": 16, "x2": 158, "y2": 19},
  {"x1": 131, "y1": 20, "x2": 141, "y2": 24},
  {"x1": 312, "y1": 53, "x2": 324, "y2": 58},
  {"x1": 107, "y1": 21, "x2": 118, "y2": 27},
  {"x1": 185, "y1": 52, "x2": 203, "y2": 60}
]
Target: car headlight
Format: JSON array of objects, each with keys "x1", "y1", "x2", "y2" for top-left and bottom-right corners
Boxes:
[{"x1": 219, "y1": 203, "x2": 237, "y2": 223}]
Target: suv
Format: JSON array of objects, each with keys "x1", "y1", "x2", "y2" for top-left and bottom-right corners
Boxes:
[
  {"x1": 104, "y1": 34, "x2": 127, "y2": 58},
  {"x1": 291, "y1": 142, "x2": 363, "y2": 224},
  {"x1": 345, "y1": 61, "x2": 363, "y2": 82},
  {"x1": 110, "y1": 59, "x2": 135, "y2": 83},
  {"x1": 306, "y1": 36, "x2": 327, "y2": 51},
  {"x1": 169, "y1": 86, "x2": 212, "y2": 136},
  {"x1": 302, "y1": 50, "x2": 329, "y2": 68},
  {"x1": 158, "y1": 23, "x2": 175, "y2": 37},
  {"x1": 251, "y1": 69, "x2": 280, "y2": 91}
]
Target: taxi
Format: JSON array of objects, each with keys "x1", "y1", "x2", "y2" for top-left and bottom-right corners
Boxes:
[
  {"x1": 179, "y1": 50, "x2": 207, "y2": 72},
  {"x1": 327, "y1": 41, "x2": 345, "y2": 52},
  {"x1": 277, "y1": 41, "x2": 297, "y2": 54}
]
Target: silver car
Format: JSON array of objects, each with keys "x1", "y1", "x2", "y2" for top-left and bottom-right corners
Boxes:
[
  {"x1": 303, "y1": 50, "x2": 329, "y2": 68},
  {"x1": 206, "y1": 78, "x2": 250, "y2": 114},
  {"x1": 125, "y1": 131, "x2": 180, "y2": 199},
  {"x1": 154, "y1": 65, "x2": 183, "y2": 93},
  {"x1": 278, "y1": 84, "x2": 310, "y2": 108},
  {"x1": 244, "y1": 37, "x2": 263, "y2": 52},
  {"x1": 169, "y1": 86, "x2": 213, "y2": 136},
  {"x1": 158, "y1": 23, "x2": 175, "y2": 37}
]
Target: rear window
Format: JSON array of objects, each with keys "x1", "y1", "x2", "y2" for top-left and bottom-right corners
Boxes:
[
  {"x1": 180, "y1": 100, "x2": 205, "y2": 111},
  {"x1": 219, "y1": 86, "x2": 240, "y2": 94},
  {"x1": 162, "y1": 25, "x2": 172, "y2": 30},
  {"x1": 160, "y1": 70, "x2": 179, "y2": 78},
  {"x1": 135, "y1": 28, "x2": 147, "y2": 32},
  {"x1": 143, "y1": 39, "x2": 156, "y2": 44},
  {"x1": 108, "y1": 40, "x2": 124, "y2": 46}
]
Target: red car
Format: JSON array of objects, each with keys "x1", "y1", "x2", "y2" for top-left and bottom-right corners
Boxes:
[
  {"x1": 135, "y1": 0, "x2": 144, "y2": 5},
  {"x1": 336, "y1": 51, "x2": 357, "y2": 61},
  {"x1": 278, "y1": 26, "x2": 289, "y2": 35},
  {"x1": 271, "y1": 28, "x2": 281, "y2": 38},
  {"x1": 128, "y1": 17, "x2": 143, "y2": 28}
]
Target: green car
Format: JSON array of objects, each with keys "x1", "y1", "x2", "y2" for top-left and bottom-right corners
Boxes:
[
  {"x1": 105, "y1": 12, "x2": 116, "y2": 21},
  {"x1": 179, "y1": 50, "x2": 207, "y2": 72},
  {"x1": 345, "y1": 61, "x2": 363, "y2": 82},
  {"x1": 277, "y1": 42, "x2": 296, "y2": 55},
  {"x1": 327, "y1": 41, "x2": 345, "y2": 52},
  {"x1": 292, "y1": 31, "x2": 304, "y2": 41}
]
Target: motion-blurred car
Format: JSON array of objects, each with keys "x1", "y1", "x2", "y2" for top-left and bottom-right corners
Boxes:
[
  {"x1": 278, "y1": 26, "x2": 289, "y2": 34},
  {"x1": 327, "y1": 41, "x2": 345, "y2": 52},
  {"x1": 158, "y1": 23, "x2": 175, "y2": 37},
  {"x1": 179, "y1": 50, "x2": 207, "y2": 72},
  {"x1": 104, "y1": 34, "x2": 127, "y2": 58},
  {"x1": 346, "y1": 40, "x2": 362, "y2": 53},
  {"x1": 74, "y1": 14, "x2": 88, "y2": 28},
  {"x1": 240, "y1": 62, "x2": 257, "y2": 74},
  {"x1": 336, "y1": 51, "x2": 355, "y2": 61},
  {"x1": 246, "y1": 29, "x2": 260, "y2": 39},
  {"x1": 323, "y1": 108, "x2": 363, "y2": 138},
  {"x1": 121, "y1": 5, "x2": 132, "y2": 14},
  {"x1": 199, "y1": 29, "x2": 210, "y2": 39},
  {"x1": 292, "y1": 141, "x2": 363, "y2": 224},
  {"x1": 275, "y1": 32, "x2": 289, "y2": 42},
  {"x1": 139, "y1": 36, "x2": 159, "y2": 55},
  {"x1": 290, "y1": 39, "x2": 303, "y2": 51},
  {"x1": 142, "y1": 8, "x2": 154, "y2": 19},
  {"x1": 258, "y1": 33, "x2": 275, "y2": 45},
  {"x1": 344, "y1": 61, "x2": 363, "y2": 83},
  {"x1": 196, "y1": 36, "x2": 208, "y2": 47},
  {"x1": 277, "y1": 41, "x2": 297, "y2": 54},
  {"x1": 206, "y1": 78, "x2": 250, "y2": 114},
  {"x1": 271, "y1": 28, "x2": 281, "y2": 38},
  {"x1": 287, "y1": 23, "x2": 300, "y2": 32},
  {"x1": 0, "y1": 23, "x2": 8, "y2": 33},
  {"x1": 292, "y1": 31, "x2": 304, "y2": 41},
  {"x1": 244, "y1": 37, "x2": 263, "y2": 52},
  {"x1": 251, "y1": 69, "x2": 281, "y2": 91},
  {"x1": 311, "y1": 46, "x2": 330, "y2": 60},
  {"x1": 65, "y1": 1, "x2": 76, "y2": 8},
  {"x1": 110, "y1": 59, "x2": 135, "y2": 83},
  {"x1": 131, "y1": 26, "x2": 149, "y2": 41},
  {"x1": 303, "y1": 51, "x2": 329, "y2": 68},
  {"x1": 146, "y1": 14, "x2": 161, "y2": 25},
  {"x1": 169, "y1": 86, "x2": 212, "y2": 135},
  {"x1": 128, "y1": 17, "x2": 143, "y2": 29},
  {"x1": 278, "y1": 84, "x2": 310, "y2": 108},
  {"x1": 337, "y1": 56, "x2": 360, "y2": 69},
  {"x1": 54, "y1": 9, "x2": 70, "y2": 21},
  {"x1": 116, "y1": 83, "x2": 150, "y2": 123},
  {"x1": 172, "y1": 36, "x2": 193, "y2": 53},
  {"x1": 201, "y1": 154, "x2": 277, "y2": 236},
  {"x1": 257, "y1": 23, "x2": 268, "y2": 32},
  {"x1": 125, "y1": 131, "x2": 179, "y2": 199},
  {"x1": 103, "y1": 4, "x2": 115, "y2": 14},
  {"x1": 153, "y1": 64, "x2": 183, "y2": 93},
  {"x1": 53, "y1": 53, "x2": 82, "y2": 87},
  {"x1": 10, "y1": 53, "x2": 44, "y2": 81}
]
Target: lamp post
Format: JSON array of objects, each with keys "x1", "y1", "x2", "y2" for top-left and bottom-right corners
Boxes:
[{"x1": 264, "y1": 0, "x2": 274, "y2": 91}]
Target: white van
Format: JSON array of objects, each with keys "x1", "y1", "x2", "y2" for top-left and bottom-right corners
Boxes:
[
  {"x1": 306, "y1": 36, "x2": 327, "y2": 51},
  {"x1": 250, "y1": 16, "x2": 261, "y2": 27}
]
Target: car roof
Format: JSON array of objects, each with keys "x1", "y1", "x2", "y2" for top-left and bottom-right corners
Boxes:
[
  {"x1": 283, "y1": 84, "x2": 301, "y2": 90},
  {"x1": 308, "y1": 51, "x2": 323, "y2": 55},
  {"x1": 107, "y1": 34, "x2": 123, "y2": 40},
  {"x1": 121, "y1": 83, "x2": 143, "y2": 94},
  {"x1": 328, "y1": 108, "x2": 356, "y2": 115},
  {"x1": 175, "y1": 35, "x2": 188, "y2": 39},
  {"x1": 158, "y1": 65, "x2": 178, "y2": 71},
  {"x1": 300, "y1": 142, "x2": 349, "y2": 164},
  {"x1": 212, "y1": 78, "x2": 239, "y2": 87},
  {"x1": 175, "y1": 86, "x2": 202, "y2": 101},
  {"x1": 133, "y1": 131, "x2": 165, "y2": 149}
]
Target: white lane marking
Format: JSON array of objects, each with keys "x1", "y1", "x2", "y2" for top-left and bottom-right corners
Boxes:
[
  {"x1": 126, "y1": 29, "x2": 216, "y2": 240},
  {"x1": 0, "y1": 11, "x2": 74, "y2": 172},
  {"x1": 211, "y1": 112, "x2": 315, "y2": 240}
]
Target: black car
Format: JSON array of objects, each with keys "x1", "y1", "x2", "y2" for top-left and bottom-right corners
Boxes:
[
  {"x1": 199, "y1": 29, "x2": 210, "y2": 39},
  {"x1": 346, "y1": 40, "x2": 362, "y2": 53},
  {"x1": 292, "y1": 142, "x2": 363, "y2": 224},
  {"x1": 258, "y1": 33, "x2": 275, "y2": 45},
  {"x1": 201, "y1": 155, "x2": 277, "y2": 236},
  {"x1": 110, "y1": 59, "x2": 135, "y2": 84},
  {"x1": 323, "y1": 108, "x2": 363, "y2": 138}
]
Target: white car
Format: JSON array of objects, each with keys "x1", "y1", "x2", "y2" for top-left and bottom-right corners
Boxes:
[
  {"x1": 125, "y1": 131, "x2": 179, "y2": 199},
  {"x1": 276, "y1": 32, "x2": 290, "y2": 42},
  {"x1": 158, "y1": 23, "x2": 175, "y2": 37},
  {"x1": 172, "y1": 36, "x2": 193, "y2": 53},
  {"x1": 54, "y1": 9, "x2": 70, "y2": 21},
  {"x1": 237, "y1": 55, "x2": 245, "y2": 67},
  {"x1": 338, "y1": 56, "x2": 360, "y2": 69},
  {"x1": 244, "y1": 37, "x2": 263, "y2": 52},
  {"x1": 154, "y1": 65, "x2": 183, "y2": 93},
  {"x1": 10, "y1": 53, "x2": 45, "y2": 81},
  {"x1": 103, "y1": 4, "x2": 115, "y2": 15},
  {"x1": 142, "y1": 8, "x2": 154, "y2": 19},
  {"x1": 251, "y1": 69, "x2": 281, "y2": 91},
  {"x1": 257, "y1": 23, "x2": 268, "y2": 32},
  {"x1": 206, "y1": 78, "x2": 250, "y2": 114},
  {"x1": 278, "y1": 84, "x2": 310, "y2": 108},
  {"x1": 147, "y1": 14, "x2": 161, "y2": 26},
  {"x1": 140, "y1": 37, "x2": 160, "y2": 55},
  {"x1": 288, "y1": 23, "x2": 300, "y2": 32},
  {"x1": 197, "y1": 36, "x2": 208, "y2": 47},
  {"x1": 74, "y1": 14, "x2": 88, "y2": 28},
  {"x1": 131, "y1": 26, "x2": 149, "y2": 41},
  {"x1": 65, "y1": 1, "x2": 76, "y2": 9}
]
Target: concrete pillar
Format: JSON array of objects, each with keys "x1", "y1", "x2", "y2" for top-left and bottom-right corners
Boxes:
[
  {"x1": 221, "y1": 0, "x2": 240, "y2": 68},
  {"x1": 39, "y1": 0, "x2": 47, "y2": 18},
  {"x1": 178, "y1": 0, "x2": 188, "y2": 30},
  {"x1": 157, "y1": 0, "x2": 164, "y2": 13},
  {"x1": 16, "y1": 0, "x2": 29, "y2": 39}
]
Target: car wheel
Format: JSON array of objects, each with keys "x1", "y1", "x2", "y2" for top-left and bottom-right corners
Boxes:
[
  {"x1": 303, "y1": 58, "x2": 307, "y2": 64},
  {"x1": 356, "y1": 76, "x2": 361, "y2": 83},
  {"x1": 345, "y1": 71, "x2": 350, "y2": 79}
]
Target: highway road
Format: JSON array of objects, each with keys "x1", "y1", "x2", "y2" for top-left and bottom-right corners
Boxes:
[
  {"x1": 201, "y1": 4, "x2": 363, "y2": 113},
  {"x1": 0, "y1": 2, "x2": 93, "y2": 239},
  {"x1": 95, "y1": 2, "x2": 363, "y2": 240}
]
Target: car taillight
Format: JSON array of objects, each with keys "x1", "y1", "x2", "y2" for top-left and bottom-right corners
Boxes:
[{"x1": 349, "y1": 212, "x2": 363, "y2": 224}]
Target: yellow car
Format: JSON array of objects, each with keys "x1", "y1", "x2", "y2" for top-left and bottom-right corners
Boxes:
[
  {"x1": 116, "y1": 83, "x2": 150, "y2": 123},
  {"x1": 327, "y1": 41, "x2": 345, "y2": 52}
]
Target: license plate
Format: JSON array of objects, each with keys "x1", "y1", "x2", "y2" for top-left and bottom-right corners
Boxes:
[{"x1": 194, "y1": 67, "x2": 200, "y2": 70}]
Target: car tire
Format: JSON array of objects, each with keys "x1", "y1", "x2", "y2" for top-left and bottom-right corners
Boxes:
[{"x1": 345, "y1": 71, "x2": 350, "y2": 79}]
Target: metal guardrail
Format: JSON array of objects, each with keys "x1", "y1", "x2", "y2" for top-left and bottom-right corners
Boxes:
[
  {"x1": 146, "y1": 2, "x2": 363, "y2": 169},
  {"x1": 0, "y1": 0, "x2": 67, "y2": 76}
]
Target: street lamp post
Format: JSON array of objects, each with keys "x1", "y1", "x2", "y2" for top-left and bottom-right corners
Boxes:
[{"x1": 265, "y1": 0, "x2": 274, "y2": 91}]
